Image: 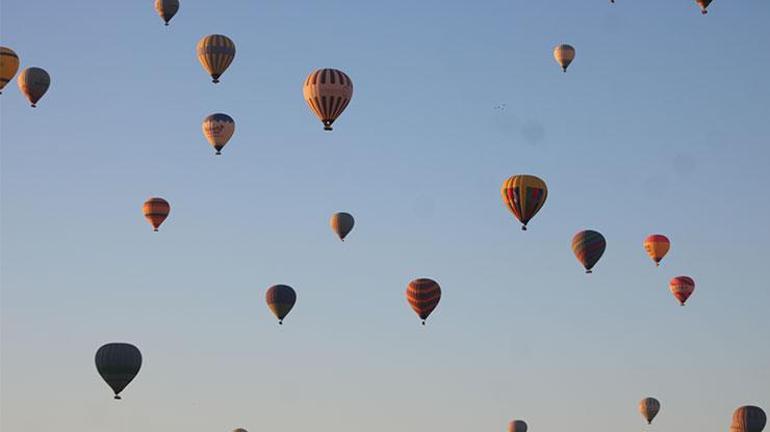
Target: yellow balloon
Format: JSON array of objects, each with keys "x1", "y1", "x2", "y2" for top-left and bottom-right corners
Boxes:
[
  {"x1": 553, "y1": 44, "x2": 576, "y2": 72},
  {"x1": 0, "y1": 47, "x2": 20, "y2": 94}
]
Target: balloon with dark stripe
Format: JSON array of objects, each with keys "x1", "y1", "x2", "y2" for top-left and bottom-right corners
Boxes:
[
  {"x1": 303, "y1": 68, "x2": 353, "y2": 131},
  {"x1": 16, "y1": 67, "x2": 50, "y2": 107},
  {"x1": 95, "y1": 343, "x2": 142, "y2": 400},
  {"x1": 669, "y1": 276, "x2": 695, "y2": 306},
  {"x1": 330, "y1": 212, "x2": 355, "y2": 241},
  {"x1": 406, "y1": 278, "x2": 441, "y2": 325},
  {"x1": 571, "y1": 230, "x2": 606, "y2": 274},
  {"x1": 731, "y1": 406, "x2": 766, "y2": 432},
  {"x1": 197, "y1": 34, "x2": 236, "y2": 84},
  {"x1": 143, "y1": 197, "x2": 170, "y2": 232},
  {"x1": 501, "y1": 175, "x2": 547, "y2": 231},
  {"x1": 639, "y1": 397, "x2": 661, "y2": 424},
  {"x1": 508, "y1": 420, "x2": 527, "y2": 432},
  {"x1": 266, "y1": 284, "x2": 296, "y2": 325},
  {"x1": 154, "y1": 0, "x2": 179, "y2": 26}
]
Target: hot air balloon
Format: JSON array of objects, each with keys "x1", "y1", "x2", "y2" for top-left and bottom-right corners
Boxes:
[
  {"x1": 501, "y1": 175, "x2": 548, "y2": 231},
  {"x1": 731, "y1": 406, "x2": 767, "y2": 432},
  {"x1": 669, "y1": 276, "x2": 694, "y2": 306},
  {"x1": 202, "y1": 113, "x2": 235, "y2": 155},
  {"x1": 639, "y1": 397, "x2": 661, "y2": 424},
  {"x1": 643, "y1": 234, "x2": 670, "y2": 267},
  {"x1": 143, "y1": 197, "x2": 170, "y2": 232},
  {"x1": 696, "y1": 0, "x2": 712, "y2": 14},
  {"x1": 572, "y1": 230, "x2": 606, "y2": 274},
  {"x1": 330, "y1": 212, "x2": 355, "y2": 241},
  {"x1": 508, "y1": 420, "x2": 528, "y2": 432},
  {"x1": 406, "y1": 278, "x2": 441, "y2": 325},
  {"x1": 553, "y1": 44, "x2": 576, "y2": 72},
  {"x1": 154, "y1": 0, "x2": 179, "y2": 26},
  {"x1": 16, "y1": 67, "x2": 50, "y2": 107},
  {"x1": 233, "y1": 429, "x2": 249, "y2": 432},
  {"x1": 266, "y1": 284, "x2": 296, "y2": 325},
  {"x1": 197, "y1": 34, "x2": 235, "y2": 83},
  {"x1": 95, "y1": 343, "x2": 142, "y2": 400},
  {"x1": 0, "y1": 46, "x2": 20, "y2": 94},
  {"x1": 303, "y1": 68, "x2": 353, "y2": 131}
]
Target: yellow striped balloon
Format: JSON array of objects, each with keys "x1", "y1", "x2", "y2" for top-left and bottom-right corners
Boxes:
[
  {"x1": 154, "y1": 0, "x2": 179, "y2": 26},
  {"x1": 553, "y1": 44, "x2": 576, "y2": 72},
  {"x1": 17, "y1": 67, "x2": 50, "y2": 107},
  {"x1": 501, "y1": 175, "x2": 548, "y2": 230},
  {"x1": 303, "y1": 68, "x2": 353, "y2": 131},
  {"x1": 197, "y1": 34, "x2": 235, "y2": 84},
  {"x1": 0, "y1": 47, "x2": 20, "y2": 94}
]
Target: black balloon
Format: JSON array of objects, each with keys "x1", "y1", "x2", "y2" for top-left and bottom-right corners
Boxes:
[{"x1": 95, "y1": 343, "x2": 142, "y2": 399}]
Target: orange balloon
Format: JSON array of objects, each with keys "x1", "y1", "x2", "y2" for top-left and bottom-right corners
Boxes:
[
  {"x1": 643, "y1": 234, "x2": 670, "y2": 266},
  {"x1": 669, "y1": 276, "x2": 694, "y2": 306},
  {"x1": 143, "y1": 197, "x2": 170, "y2": 232}
]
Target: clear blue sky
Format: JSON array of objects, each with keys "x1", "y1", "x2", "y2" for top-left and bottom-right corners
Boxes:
[{"x1": 2, "y1": 1, "x2": 769, "y2": 431}]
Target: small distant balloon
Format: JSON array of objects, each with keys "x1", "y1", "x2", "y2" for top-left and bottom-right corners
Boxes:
[
  {"x1": 95, "y1": 343, "x2": 142, "y2": 400},
  {"x1": 233, "y1": 429, "x2": 249, "y2": 432},
  {"x1": 303, "y1": 68, "x2": 353, "y2": 131},
  {"x1": 406, "y1": 278, "x2": 441, "y2": 325},
  {"x1": 17, "y1": 67, "x2": 50, "y2": 107},
  {"x1": 696, "y1": 0, "x2": 712, "y2": 14},
  {"x1": 266, "y1": 284, "x2": 297, "y2": 325},
  {"x1": 572, "y1": 230, "x2": 606, "y2": 273},
  {"x1": 197, "y1": 34, "x2": 235, "y2": 83},
  {"x1": 639, "y1": 397, "x2": 661, "y2": 424},
  {"x1": 330, "y1": 212, "x2": 355, "y2": 241},
  {"x1": 669, "y1": 276, "x2": 694, "y2": 306},
  {"x1": 143, "y1": 197, "x2": 170, "y2": 232},
  {"x1": 501, "y1": 175, "x2": 548, "y2": 231},
  {"x1": 553, "y1": 44, "x2": 575, "y2": 72},
  {"x1": 202, "y1": 113, "x2": 235, "y2": 155},
  {"x1": 731, "y1": 406, "x2": 766, "y2": 432},
  {"x1": 508, "y1": 420, "x2": 527, "y2": 432},
  {"x1": 643, "y1": 234, "x2": 670, "y2": 267},
  {"x1": 0, "y1": 46, "x2": 20, "y2": 94},
  {"x1": 154, "y1": 0, "x2": 179, "y2": 26}
]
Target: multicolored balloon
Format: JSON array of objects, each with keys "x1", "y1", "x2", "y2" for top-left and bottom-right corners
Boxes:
[
  {"x1": 17, "y1": 67, "x2": 50, "y2": 107},
  {"x1": 330, "y1": 212, "x2": 355, "y2": 241},
  {"x1": 553, "y1": 44, "x2": 575, "y2": 72},
  {"x1": 266, "y1": 284, "x2": 297, "y2": 325},
  {"x1": 643, "y1": 234, "x2": 670, "y2": 267},
  {"x1": 197, "y1": 34, "x2": 235, "y2": 83},
  {"x1": 572, "y1": 230, "x2": 606, "y2": 274},
  {"x1": 731, "y1": 406, "x2": 766, "y2": 432},
  {"x1": 508, "y1": 420, "x2": 527, "y2": 432},
  {"x1": 95, "y1": 343, "x2": 142, "y2": 400},
  {"x1": 669, "y1": 276, "x2": 694, "y2": 306},
  {"x1": 154, "y1": 0, "x2": 179, "y2": 26},
  {"x1": 501, "y1": 175, "x2": 548, "y2": 231},
  {"x1": 202, "y1": 113, "x2": 235, "y2": 155},
  {"x1": 639, "y1": 397, "x2": 661, "y2": 424},
  {"x1": 696, "y1": 0, "x2": 712, "y2": 14},
  {"x1": 303, "y1": 68, "x2": 353, "y2": 131},
  {"x1": 143, "y1": 197, "x2": 170, "y2": 232},
  {"x1": 406, "y1": 278, "x2": 441, "y2": 325},
  {"x1": 0, "y1": 46, "x2": 20, "y2": 94}
]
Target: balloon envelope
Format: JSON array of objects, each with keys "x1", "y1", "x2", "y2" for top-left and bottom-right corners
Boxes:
[
  {"x1": 696, "y1": 0, "x2": 712, "y2": 14},
  {"x1": 731, "y1": 406, "x2": 766, "y2": 432},
  {"x1": 639, "y1": 397, "x2": 661, "y2": 424},
  {"x1": 0, "y1": 47, "x2": 20, "y2": 94},
  {"x1": 154, "y1": 0, "x2": 179, "y2": 25},
  {"x1": 143, "y1": 197, "x2": 170, "y2": 232},
  {"x1": 266, "y1": 285, "x2": 297, "y2": 324},
  {"x1": 501, "y1": 175, "x2": 548, "y2": 230},
  {"x1": 553, "y1": 44, "x2": 576, "y2": 72},
  {"x1": 572, "y1": 230, "x2": 606, "y2": 273},
  {"x1": 643, "y1": 234, "x2": 670, "y2": 266},
  {"x1": 669, "y1": 276, "x2": 694, "y2": 306},
  {"x1": 303, "y1": 68, "x2": 353, "y2": 131},
  {"x1": 330, "y1": 212, "x2": 355, "y2": 241},
  {"x1": 17, "y1": 67, "x2": 50, "y2": 107},
  {"x1": 508, "y1": 420, "x2": 527, "y2": 432},
  {"x1": 95, "y1": 343, "x2": 142, "y2": 399},
  {"x1": 202, "y1": 113, "x2": 235, "y2": 155},
  {"x1": 406, "y1": 278, "x2": 441, "y2": 325},
  {"x1": 197, "y1": 34, "x2": 235, "y2": 83}
]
